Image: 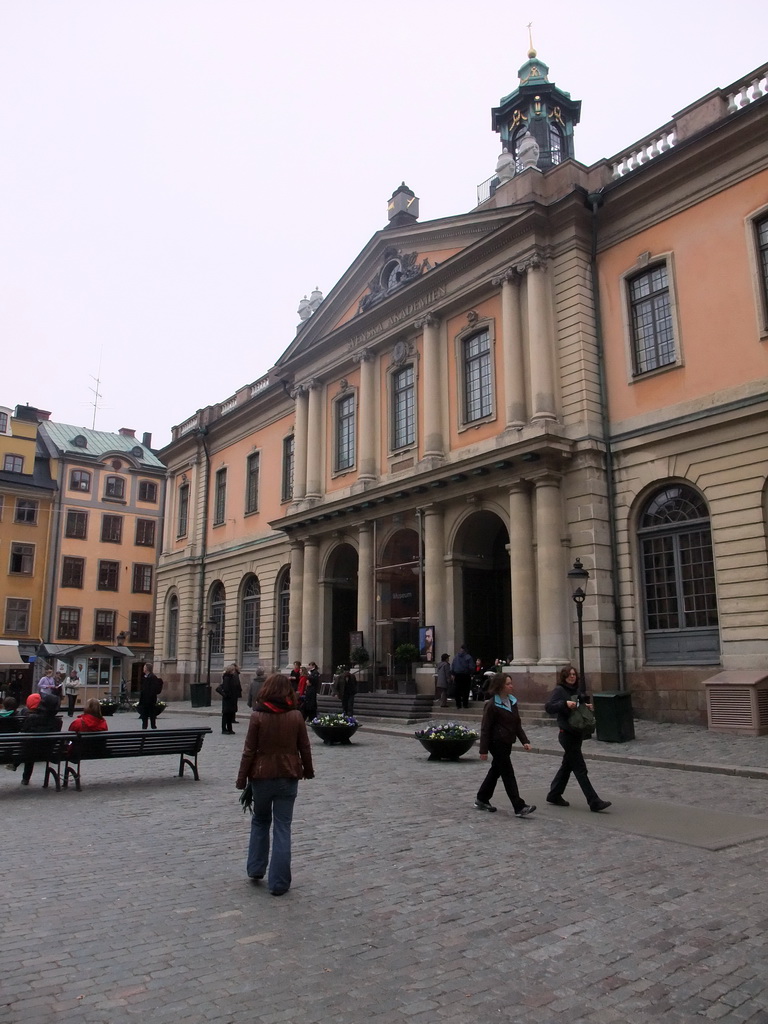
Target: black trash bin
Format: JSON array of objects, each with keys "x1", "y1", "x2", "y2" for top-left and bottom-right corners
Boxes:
[
  {"x1": 190, "y1": 682, "x2": 211, "y2": 708},
  {"x1": 593, "y1": 691, "x2": 634, "y2": 743}
]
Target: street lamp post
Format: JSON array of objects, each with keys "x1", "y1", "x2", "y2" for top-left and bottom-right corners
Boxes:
[{"x1": 567, "y1": 558, "x2": 590, "y2": 688}]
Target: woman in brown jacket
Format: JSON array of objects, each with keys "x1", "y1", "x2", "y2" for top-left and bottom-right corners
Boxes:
[
  {"x1": 236, "y1": 674, "x2": 314, "y2": 895},
  {"x1": 474, "y1": 674, "x2": 535, "y2": 817}
]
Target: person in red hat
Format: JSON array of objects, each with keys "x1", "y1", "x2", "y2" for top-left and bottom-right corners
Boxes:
[{"x1": 15, "y1": 693, "x2": 62, "y2": 785}]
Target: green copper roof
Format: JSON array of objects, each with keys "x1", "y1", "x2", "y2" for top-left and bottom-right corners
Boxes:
[{"x1": 39, "y1": 421, "x2": 165, "y2": 469}]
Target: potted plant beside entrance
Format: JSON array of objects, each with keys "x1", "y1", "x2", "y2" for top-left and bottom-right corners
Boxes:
[
  {"x1": 414, "y1": 722, "x2": 478, "y2": 761},
  {"x1": 310, "y1": 713, "x2": 360, "y2": 745}
]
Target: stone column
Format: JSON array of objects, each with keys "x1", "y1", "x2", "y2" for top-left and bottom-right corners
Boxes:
[
  {"x1": 508, "y1": 483, "x2": 538, "y2": 663},
  {"x1": 305, "y1": 379, "x2": 324, "y2": 499},
  {"x1": 534, "y1": 475, "x2": 569, "y2": 661},
  {"x1": 355, "y1": 350, "x2": 377, "y2": 482},
  {"x1": 288, "y1": 541, "x2": 304, "y2": 663},
  {"x1": 301, "y1": 538, "x2": 320, "y2": 663},
  {"x1": 292, "y1": 386, "x2": 308, "y2": 501},
  {"x1": 357, "y1": 522, "x2": 373, "y2": 645},
  {"x1": 423, "y1": 505, "x2": 446, "y2": 641},
  {"x1": 416, "y1": 313, "x2": 444, "y2": 458},
  {"x1": 493, "y1": 268, "x2": 526, "y2": 427},
  {"x1": 525, "y1": 256, "x2": 557, "y2": 424}
]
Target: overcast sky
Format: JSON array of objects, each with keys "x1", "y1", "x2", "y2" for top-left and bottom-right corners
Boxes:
[{"x1": 2, "y1": 1, "x2": 766, "y2": 450}]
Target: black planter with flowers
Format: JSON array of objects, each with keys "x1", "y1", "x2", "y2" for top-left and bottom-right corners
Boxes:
[
  {"x1": 310, "y1": 714, "x2": 360, "y2": 745},
  {"x1": 414, "y1": 722, "x2": 478, "y2": 760},
  {"x1": 99, "y1": 699, "x2": 118, "y2": 717}
]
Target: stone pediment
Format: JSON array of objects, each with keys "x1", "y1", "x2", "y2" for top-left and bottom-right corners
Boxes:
[
  {"x1": 277, "y1": 208, "x2": 529, "y2": 367},
  {"x1": 356, "y1": 245, "x2": 432, "y2": 314}
]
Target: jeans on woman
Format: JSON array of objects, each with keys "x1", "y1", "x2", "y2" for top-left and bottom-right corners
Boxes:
[{"x1": 247, "y1": 777, "x2": 299, "y2": 893}]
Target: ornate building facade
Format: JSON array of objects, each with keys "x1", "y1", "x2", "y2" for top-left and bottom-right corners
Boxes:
[{"x1": 155, "y1": 55, "x2": 768, "y2": 722}]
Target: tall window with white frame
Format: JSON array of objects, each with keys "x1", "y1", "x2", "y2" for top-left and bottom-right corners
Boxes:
[
  {"x1": 210, "y1": 582, "x2": 225, "y2": 655},
  {"x1": 336, "y1": 393, "x2": 356, "y2": 471},
  {"x1": 392, "y1": 365, "x2": 415, "y2": 449},
  {"x1": 245, "y1": 452, "x2": 260, "y2": 514},
  {"x1": 628, "y1": 264, "x2": 675, "y2": 374},
  {"x1": 638, "y1": 484, "x2": 719, "y2": 664},
  {"x1": 241, "y1": 576, "x2": 261, "y2": 662},
  {"x1": 177, "y1": 483, "x2": 189, "y2": 537},
  {"x1": 756, "y1": 215, "x2": 768, "y2": 323},
  {"x1": 463, "y1": 329, "x2": 493, "y2": 422},
  {"x1": 281, "y1": 436, "x2": 294, "y2": 502},
  {"x1": 167, "y1": 594, "x2": 179, "y2": 659},
  {"x1": 213, "y1": 469, "x2": 227, "y2": 526},
  {"x1": 277, "y1": 570, "x2": 290, "y2": 664}
]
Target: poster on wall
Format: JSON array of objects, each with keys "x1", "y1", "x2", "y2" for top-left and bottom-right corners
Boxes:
[
  {"x1": 349, "y1": 631, "x2": 364, "y2": 660},
  {"x1": 419, "y1": 626, "x2": 435, "y2": 663}
]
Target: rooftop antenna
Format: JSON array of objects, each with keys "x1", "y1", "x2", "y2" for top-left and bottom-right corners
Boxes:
[{"x1": 89, "y1": 350, "x2": 104, "y2": 429}]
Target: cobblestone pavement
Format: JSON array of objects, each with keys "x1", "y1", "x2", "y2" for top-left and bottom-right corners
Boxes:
[{"x1": 3, "y1": 708, "x2": 768, "y2": 1024}]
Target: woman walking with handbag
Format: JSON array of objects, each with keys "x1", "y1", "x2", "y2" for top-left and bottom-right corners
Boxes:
[
  {"x1": 236, "y1": 674, "x2": 314, "y2": 896},
  {"x1": 474, "y1": 674, "x2": 535, "y2": 817},
  {"x1": 544, "y1": 666, "x2": 611, "y2": 812}
]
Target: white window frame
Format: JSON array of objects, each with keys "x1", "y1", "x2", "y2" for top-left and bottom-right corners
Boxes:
[
  {"x1": 333, "y1": 390, "x2": 357, "y2": 474},
  {"x1": 454, "y1": 318, "x2": 497, "y2": 431},
  {"x1": 620, "y1": 252, "x2": 683, "y2": 381},
  {"x1": 746, "y1": 204, "x2": 768, "y2": 338}
]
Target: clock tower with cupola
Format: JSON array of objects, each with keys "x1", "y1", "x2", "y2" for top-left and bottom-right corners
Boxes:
[{"x1": 491, "y1": 46, "x2": 581, "y2": 172}]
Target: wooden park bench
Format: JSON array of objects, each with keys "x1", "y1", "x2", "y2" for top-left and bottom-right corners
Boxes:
[
  {"x1": 0, "y1": 732, "x2": 73, "y2": 792},
  {"x1": 63, "y1": 728, "x2": 213, "y2": 791}
]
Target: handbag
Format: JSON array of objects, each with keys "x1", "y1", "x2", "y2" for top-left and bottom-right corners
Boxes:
[
  {"x1": 567, "y1": 702, "x2": 596, "y2": 737},
  {"x1": 215, "y1": 685, "x2": 224, "y2": 696}
]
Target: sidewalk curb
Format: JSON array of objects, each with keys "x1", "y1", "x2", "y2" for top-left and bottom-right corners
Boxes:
[
  {"x1": 361, "y1": 724, "x2": 768, "y2": 781},
  {"x1": 166, "y1": 706, "x2": 768, "y2": 782}
]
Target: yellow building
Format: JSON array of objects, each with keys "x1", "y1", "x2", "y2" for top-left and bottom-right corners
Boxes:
[
  {"x1": 37, "y1": 422, "x2": 166, "y2": 698},
  {"x1": 0, "y1": 405, "x2": 56, "y2": 691},
  {"x1": 155, "y1": 56, "x2": 768, "y2": 724}
]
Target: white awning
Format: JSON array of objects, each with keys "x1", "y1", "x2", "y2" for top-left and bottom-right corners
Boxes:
[{"x1": 0, "y1": 641, "x2": 25, "y2": 667}]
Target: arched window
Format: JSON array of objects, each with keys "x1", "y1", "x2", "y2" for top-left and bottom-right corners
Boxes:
[
  {"x1": 167, "y1": 595, "x2": 179, "y2": 659},
  {"x1": 638, "y1": 484, "x2": 719, "y2": 663},
  {"x1": 210, "y1": 583, "x2": 225, "y2": 656},
  {"x1": 242, "y1": 576, "x2": 261, "y2": 657},
  {"x1": 277, "y1": 569, "x2": 291, "y2": 664},
  {"x1": 549, "y1": 124, "x2": 563, "y2": 165}
]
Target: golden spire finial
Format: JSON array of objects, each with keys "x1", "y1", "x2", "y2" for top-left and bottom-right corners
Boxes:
[{"x1": 526, "y1": 21, "x2": 536, "y2": 58}]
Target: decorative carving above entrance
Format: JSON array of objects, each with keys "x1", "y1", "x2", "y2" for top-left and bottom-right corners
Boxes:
[{"x1": 358, "y1": 246, "x2": 432, "y2": 315}]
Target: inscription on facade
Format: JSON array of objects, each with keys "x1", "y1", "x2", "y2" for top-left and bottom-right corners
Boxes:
[{"x1": 347, "y1": 286, "x2": 448, "y2": 350}]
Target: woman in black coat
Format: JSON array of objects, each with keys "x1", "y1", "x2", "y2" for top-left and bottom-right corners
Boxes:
[
  {"x1": 219, "y1": 664, "x2": 242, "y2": 734},
  {"x1": 474, "y1": 674, "x2": 535, "y2": 817},
  {"x1": 544, "y1": 666, "x2": 611, "y2": 812}
]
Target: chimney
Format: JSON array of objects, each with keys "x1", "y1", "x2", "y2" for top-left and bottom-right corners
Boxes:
[
  {"x1": 118, "y1": 428, "x2": 135, "y2": 437},
  {"x1": 142, "y1": 432, "x2": 152, "y2": 448}
]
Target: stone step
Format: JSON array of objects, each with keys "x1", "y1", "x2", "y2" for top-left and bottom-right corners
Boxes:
[{"x1": 316, "y1": 694, "x2": 557, "y2": 725}]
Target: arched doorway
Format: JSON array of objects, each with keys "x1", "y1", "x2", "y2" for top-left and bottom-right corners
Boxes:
[
  {"x1": 453, "y1": 512, "x2": 511, "y2": 665},
  {"x1": 325, "y1": 543, "x2": 359, "y2": 671}
]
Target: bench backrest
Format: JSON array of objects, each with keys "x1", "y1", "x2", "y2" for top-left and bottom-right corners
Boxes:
[
  {"x1": 0, "y1": 732, "x2": 73, "y2": 764},
  {"x1": 69, "y1": 728, "x2": 211, "y2": 761}
]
